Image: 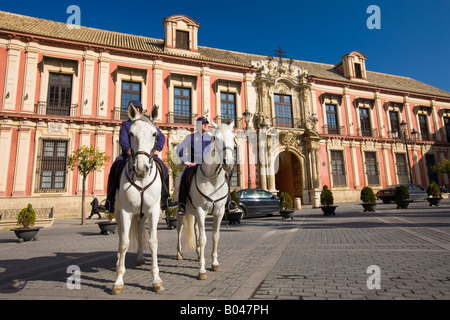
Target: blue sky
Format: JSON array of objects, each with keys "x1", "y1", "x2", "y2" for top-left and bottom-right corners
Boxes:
[{"x1": 2, "y1": 0, "x2": 450, "y2": 92}]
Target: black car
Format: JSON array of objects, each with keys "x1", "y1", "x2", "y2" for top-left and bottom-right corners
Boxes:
[
  {"x1": 236, "y1": 189, "x2": 280, "y2": 218},
  {"x1": 376, "y1": 183, "x2": 427, "y2": 203}
]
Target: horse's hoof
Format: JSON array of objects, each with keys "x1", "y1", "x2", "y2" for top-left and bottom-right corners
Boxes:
[
  {"x1": 198, "y1": 272, "x2": 208, "y2": 280},
  {"x1": 176, "y1": 253, "x2": 183, "y2": 260},
  {"x1": 111, "y1": 285, "x2": 124, "y2": 295},
  {"x1": 211, "y1": 265, "x2": 221, "y2": 272},
  {"x1": 137, "y1": 259, "x2": 145, "y2": 266},
  {"x1": 153, "y1": 282, "x2": 165, "y2": 292}
]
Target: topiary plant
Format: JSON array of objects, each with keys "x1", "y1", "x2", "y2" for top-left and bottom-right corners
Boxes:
[
  {"x1": 360, "y1": 186, "x2": 376, "y2": 204},
  {"x1": 320, "y1": 185, "x2": 334, "y2": 206},
  {"x1": 17, "y1": 203, "x2": 36, "y2": 229},
  {"x1": 427, "y1": 181, "x2": 441, "y2": 198},
  {"x1": 394, "y1": 185, "x2": 409, "y2": 201},
  {"x1": 279, "y1": 192, "x2": 293, "y2": 210}
]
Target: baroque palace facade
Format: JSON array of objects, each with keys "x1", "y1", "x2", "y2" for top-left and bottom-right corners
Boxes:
[{"x1": 1, "y1": 11, "x2": 450, "y2": 217}]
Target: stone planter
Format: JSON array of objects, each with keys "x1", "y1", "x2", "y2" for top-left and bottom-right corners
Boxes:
[
  {"x1": 225, "y1": 210, "x2": 243, "y2": 225},
  {"x1": 11, "y1": 227, "x2": 41, "y2": 242},
  {"x1": 97, "y1": 221, "x2": 117, "y2": 235},
  {"x1": 280, "y1": 210, "x2": 295, "y2": 220},
  {"x1": 395, "y1": 199, "x2": 412, "y2": 209},
  {"x1": 320, "y1": 205, "x2": 337, "y2": 216},
  {"x1": 361, "y1": 203, "x2": 377, "y2": 212},
  {"x1": 426, "y1": 197, "x2": 443, "y2": 207},
  {"x1": 165, "y1": 217, "x2": 178, "y2": 230}
]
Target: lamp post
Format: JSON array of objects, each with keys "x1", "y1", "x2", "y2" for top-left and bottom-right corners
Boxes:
[
  {"x1": 243, "y1": 109, "x2": 252, "y2": 189},
  {"x1": 399, "y1": 120, "x2": 418, "y2": 184}
]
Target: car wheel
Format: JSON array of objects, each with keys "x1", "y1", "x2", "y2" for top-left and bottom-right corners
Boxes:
[
  {"x1": 382, "y1": 199, "x2": 390, "y2": 204},
  {"x1": 241, "y1": 207, "x2": 247, "y2": 219}
]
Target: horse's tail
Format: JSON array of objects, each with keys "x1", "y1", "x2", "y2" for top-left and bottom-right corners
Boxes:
[
  {"x1": 184, "y1": 214, "x2": 196, "y2": 251},
  {"x1": 129, "y1": 214, "x2": 148, "y2": 251}
]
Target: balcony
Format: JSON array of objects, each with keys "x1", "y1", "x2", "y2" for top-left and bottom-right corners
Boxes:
[
  {"x1": 166, "y1": 112, "x2": 198, "y2": 125},
  {"x1": 36, "y1": 101, "x2": 78, "y2": 117},
  {"x1": 214, "y1": 115, "x2": 243, "y2": 129},
  {"x1": 322, "y1": 125, "x2": 346, "y2": 135},
  {"x1": 272, "y1": 117, "x2": 306, "y2": 129}
]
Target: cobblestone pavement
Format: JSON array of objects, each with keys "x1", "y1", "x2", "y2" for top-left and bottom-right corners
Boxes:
[{"x1": 1, "y1": 199, "x2": 450, "y2": 302}]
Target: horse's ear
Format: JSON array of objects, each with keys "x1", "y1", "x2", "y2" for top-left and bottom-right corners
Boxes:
[
  {"x1": 211, "y1": 120, "x2": 218, "y2": 129},
  {"x1": 128, "y1": 103, "x2": 137, "y2": 120},
  {"x1": 151, "y1": 105, "x2": 159, "y2": 121},
  {"x1": 228, "y1": 120, "x2": 235, "y2": 129}
]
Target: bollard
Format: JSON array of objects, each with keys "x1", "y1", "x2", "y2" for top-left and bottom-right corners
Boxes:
[{"x1": 294, "y1": 197, "x2": 301, "y2": 210}]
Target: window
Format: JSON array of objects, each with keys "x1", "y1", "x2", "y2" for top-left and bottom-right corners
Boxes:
[
  {"x1": 426, "y1": 155, "x2": 438, "y2": 184},
  {"x1": 444, "y1": 117, "x2": 450, "y2": 142},
  {"x1": 330, "y1": 151, "x2": 346, "y2": 186},
  {"x1": 359, "y1": 108, "x2": 371, "y2": 136},
  {"x1": 365, "y1": 152, "x2": 379, "y2": 185},
  {"x1": 221, "y1": 93, "x2": 236, "y2": 124},
  {"x1": 121, "y1": 81, "x2": 141, "y2": 120},
  {"x1": 176, "y1": 30, "x2": 189, "y2": 50},
  {"x1": 274, "y1": 94, "x2": 293, "y2": 128},
  {"x1": 37, "y1": 139, "x2": 68, "y2": 191},
  {"x1": 326, "y1": 104, "x2": 338, "y2": 134},
  {"x1": 389, "y1": 111, "x2": 400, "y2": 137},
  {"x1": 230, "y1": 148, "x2": 240, "y2": 187},
  {"x1": 47, "y1": 73, "x2": 73, "y2": 116},
  {"x1": 396, "y1": 153, "x2": 409, "y2": 184},
  {"x1": 354, "y1": 63, "x2": 362, "y2": 78},
  {"x1": 174, "y1": 87, "x2": 191, "y2": 124},
  {"x1": 418, "y1": 114, "x2": 430, "y2": 140}
]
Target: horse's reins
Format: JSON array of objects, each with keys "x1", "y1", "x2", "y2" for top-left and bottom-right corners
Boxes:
[
  {"x1": 187, "y1": 144, "x2": 235, "y2": 215},
  {"x1": 125, "y1": 117, "x2": 159, "y2": 219}
]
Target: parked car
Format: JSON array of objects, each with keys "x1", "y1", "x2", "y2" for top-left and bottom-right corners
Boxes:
[
  {"x1": 376, "y1": 183, "x2": 427, "y2": 203},
  {"x1": 236, "y1": 189, "x2": 280, "y2": 218}
]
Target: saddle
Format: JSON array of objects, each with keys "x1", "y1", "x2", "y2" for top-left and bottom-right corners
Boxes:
[{"x1": 114, "y1": 158, "x2": 167, "y2": 192}]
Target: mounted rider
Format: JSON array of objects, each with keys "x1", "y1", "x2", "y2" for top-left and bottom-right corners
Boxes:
[
  {"x1": 100, "y1": 100, "x2": 175, "y2": 213},
  {"x1": 175, "y1": 116, "x2": 212, "y2": 215}
]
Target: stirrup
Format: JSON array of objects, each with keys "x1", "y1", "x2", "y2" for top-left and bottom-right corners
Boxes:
[
  {"x1": 177, "y1": 203, "x2": 186, "y2": 216},
  {"x1": 227, "y1": 200, "x2": 239, "y2": 213},
  {"x1": 166, "y1": 196, "x2": 179, "y2": 210}
]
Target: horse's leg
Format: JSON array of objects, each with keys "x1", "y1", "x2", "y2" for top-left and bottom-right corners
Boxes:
[
  {"x1": 148, "y1": 206, "x2": 164, "y2": 292},
  {"x1": 194, "y1": 215, "x2": 201, "y2": 259},
  {"x1": 211, "y1": 211, "x2": 224, "y2": 272},
  {"x1": 136, "y1": 216, "x2": 146, "y2": 266},
  {"x1": 196, "y1": 211, "x2": 208, "y2": 280},
  {"x1": 176, "y1": 214, "x2": 184, "y2": 260},
  {"x1": 112, "y1": 212, "x2": 131, "y2": 295}
]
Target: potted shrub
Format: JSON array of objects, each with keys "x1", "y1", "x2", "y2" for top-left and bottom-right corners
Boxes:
[
  {"x1": 394, "y1": 184, "x2": 411, "y2": 209},
  {"x1": 97, "y1": 206, "x2": 117, "y2": 235},
  {"x1": 426, "y1": 181, "x2": 443, "y2": 206},
  {"x1": 320, "y1": 185, "x2": 337, "y2": 216},
  {"x1": 165, "y1": 197, "x2": 178, "y2": 230},
  {"x1": 279, "y1": 192, "x2": 294, "y2": 220},
  {"x1": 360, "y1": 186, "x2": 377, "y2": 212},
  {"x1": 11, "y1": 203, "x2": 41, "y2": 242},
  {"x1": 224, "y1": 190, "x2": 243, "y2": 225}
]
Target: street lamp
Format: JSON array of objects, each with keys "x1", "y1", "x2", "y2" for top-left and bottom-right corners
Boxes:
[
  {"x1": 243, "y1": 110, "x2": 252, "y2": 189},
  {"x1": 399, "y1": 120, "x2": 418, "y2": 184}
]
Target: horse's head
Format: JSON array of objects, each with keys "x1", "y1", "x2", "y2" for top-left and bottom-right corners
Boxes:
[
  {"x1": 128, "y1": 104, "x2": 159, "y2": 178},
  {"x1": 210, "y1": 121, "x2": 235, "y2": 173}
]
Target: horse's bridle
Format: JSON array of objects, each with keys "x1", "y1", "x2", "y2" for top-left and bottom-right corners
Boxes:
[{"x1": 125, "y1": 117, "x2": 159, "y2": 218}]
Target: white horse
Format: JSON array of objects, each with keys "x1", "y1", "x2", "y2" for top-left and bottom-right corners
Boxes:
[
  {"x1": 175, "y1": 121, "x2": 235, "y2": 280},
  {"x1": 111, "y1": 104, "x2": 164, "y2": 294}
]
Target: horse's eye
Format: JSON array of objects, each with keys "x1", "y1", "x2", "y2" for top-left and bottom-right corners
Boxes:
[
  {"x1": 153, "y1": 132, "x2": 157, "y2": 137},
  {"x1": 129, "y1": 132, "x2": 134, "y2": 137}
]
